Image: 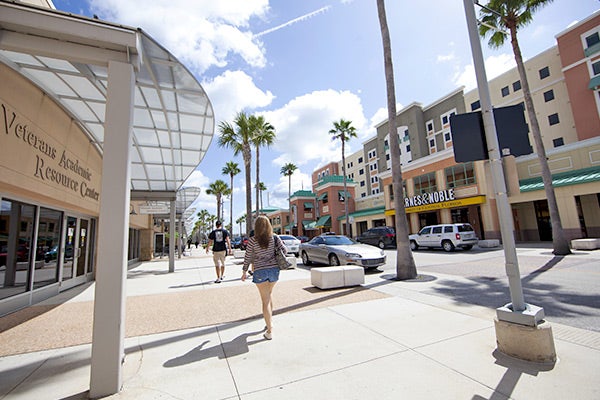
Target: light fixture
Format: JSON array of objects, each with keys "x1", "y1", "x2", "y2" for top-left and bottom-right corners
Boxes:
[{"x1": 130, "y1": 204, "x2": 137, "y2": 215}]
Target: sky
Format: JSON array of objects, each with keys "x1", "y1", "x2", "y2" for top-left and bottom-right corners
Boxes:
[{"x1": 52, "y1": 0, "x2": 600, "y2": 234}]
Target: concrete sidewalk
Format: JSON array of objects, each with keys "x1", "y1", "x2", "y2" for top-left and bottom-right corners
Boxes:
[{"x1": 0, "y1": 247, "x2": 599, "y2": 399}]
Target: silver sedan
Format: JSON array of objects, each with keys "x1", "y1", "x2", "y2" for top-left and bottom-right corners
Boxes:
[{"x1": 299, "y1": 235, "x2": 386, "y2": 269}]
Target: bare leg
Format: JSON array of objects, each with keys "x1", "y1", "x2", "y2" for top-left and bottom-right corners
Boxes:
[{"x1": 256, "y1": 281, "x2": 276, "y2": 333}]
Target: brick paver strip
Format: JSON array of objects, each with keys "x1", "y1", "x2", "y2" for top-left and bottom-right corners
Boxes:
[{"x1": 0, "y1": 279, "x2": 388, "y2": 356}]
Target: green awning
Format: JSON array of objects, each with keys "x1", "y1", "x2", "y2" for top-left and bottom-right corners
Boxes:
[
  {"x1": 589, "y1": 75, "x2": 600, "y2": 90},
  {"x1": 317, "y1": 193, "x2": 328, "y2": 201},
  {"x1": 315, "y1": 215, "x2": 331, "y2": 228},
  {"x1": 337, "y1": 190, "x2": 351, "y2": 200},
  {"x1": 519, "y1": 166, "x2": 600, "y2": 192},
  {"x1": 303, "y1": 202, "x2": 314, "y2": 209},
  {"x1": 303, "y1": 220, "x2": 317, "y2": 229}
]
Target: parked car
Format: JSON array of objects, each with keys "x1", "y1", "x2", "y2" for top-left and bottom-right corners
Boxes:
[
  {"x1": 239, "y1": 237, "x2": 249, "y2": 250},
  {"x1": 299, "y1": 234, "x2": 386, "y2": 269},
  {"x1": 356, "y1": 226, "x2": 396, "y2": 249},
  {"x1": 231, "y1": 236, "x2": 242, "y2": 249},
  {"x1": 278, "y1": 234, "x2": 301, "y2": 257},
  {"x1": 409, "y1": 223, "x2": 478, "y2": 252},
  {"x1": 296, "y1": 235, "x2": 310, "y2": 243}
]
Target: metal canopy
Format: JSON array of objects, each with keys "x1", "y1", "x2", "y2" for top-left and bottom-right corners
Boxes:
[{"x1": 0, "y1": 1, "x2": 214, "y2": 196}]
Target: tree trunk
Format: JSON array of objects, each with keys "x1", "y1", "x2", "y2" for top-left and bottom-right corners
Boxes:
[
  {"x1": 377, "y1": 0, "x2": 417, "y2": 279},
  {"x1": 243, "y1": 143, "x2": 252, "y2": 236},
  {"x1": 255, "y1": 146, "x2": 260, "y2": 219},
  {"x1": 288, "y1": 176, "x2": 292, "y2": 234},
  {"x1": 229, "y1": 174, "x2": 234, "y2": 233},
  {"x1": 509, "y1": 25, "x2": 571, "y2": 255},
  {"x1": 342, "y1": 141, "x2": 349, "y2": 236}
]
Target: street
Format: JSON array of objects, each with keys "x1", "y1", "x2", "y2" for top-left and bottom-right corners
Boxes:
[{"x1": 300, "y1": 244, "x2": 600, "y2": 332}]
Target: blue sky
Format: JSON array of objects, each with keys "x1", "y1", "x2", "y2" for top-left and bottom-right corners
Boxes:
[{"x1": 52, "y1": 0, "x2": 600, "y2": 233}]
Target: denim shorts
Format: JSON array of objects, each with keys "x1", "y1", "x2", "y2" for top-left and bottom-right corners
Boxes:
[{"x1": 252, "y1": 267, "x2": 280, "y2": 283}]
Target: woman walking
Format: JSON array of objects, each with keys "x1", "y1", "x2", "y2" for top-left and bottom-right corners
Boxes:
[{"x1": 241, "y1": 215, "x2": 287, "y2": 340}]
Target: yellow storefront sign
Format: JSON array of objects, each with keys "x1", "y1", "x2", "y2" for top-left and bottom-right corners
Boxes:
[{"x1": 385, "y1": 195, "x2": 486, "y2": 215}]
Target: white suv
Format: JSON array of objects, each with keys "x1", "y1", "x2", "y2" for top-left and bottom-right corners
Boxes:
[{"x1": 409, "y1": 223, "x2": 478, "y2": 252}]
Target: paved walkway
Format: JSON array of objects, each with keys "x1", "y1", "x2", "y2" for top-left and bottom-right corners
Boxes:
[{"x1": 0, "y1": 246, "x2": 599, "y2": 399}]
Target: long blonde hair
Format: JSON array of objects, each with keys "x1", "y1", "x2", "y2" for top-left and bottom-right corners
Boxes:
[{"x1": 254, "y1": 215, "x2": 273, "y2": 248}]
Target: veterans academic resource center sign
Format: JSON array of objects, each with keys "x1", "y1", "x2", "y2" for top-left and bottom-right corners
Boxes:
[{"x1": 1, "y1": 101, "x2": 100, "y2": 202}]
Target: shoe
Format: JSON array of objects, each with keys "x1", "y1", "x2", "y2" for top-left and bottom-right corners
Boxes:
[
  {"x1": 214, "y1": 278, "x2": 221, "y2": 283},
  {"x1": 263, "y1": 331, "x2": 272, "y2": 340}
]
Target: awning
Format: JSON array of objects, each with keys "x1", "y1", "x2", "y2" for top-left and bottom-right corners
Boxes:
[
  {"x1": 303, "y1": 220, "x2": 317, "y2": 229},
  {"x1": 519, "y1": 166, "x2": 600, "y2": 192},
  {"x1": 338, "y1": 190, "x2": 351, "y2": 200},
  {"x1": 317, "y1": 192, "x2": 328, "y2": 201},
  {"x1": 315, "y1": 215, "x2": 331, "y2": 228},
  {"x1": 589, "y1": 75, "x2": 600, "y2": 90},
  {"x1": 303, "y1": 202, "x2": 314, "y2": 209},
  {"x1": 0, "y1": 2, "x2": 214, "y2": 196}
]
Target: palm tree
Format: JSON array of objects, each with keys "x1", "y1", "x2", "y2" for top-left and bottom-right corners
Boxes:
[
  {"x1": 478, "y1": 0, "x2": 570, "y2": 255},
  {"x1": 218, "y1": 112, "x2": 254, "y2": 236},
  {"x1": 222, "y1": 161, "x2": 241, "y2": 236},
  {"x1": 376, "y1": 0, "x2": 417, "y2": 279},
  {"x1": 280, "y1": 163, "x2": 297, "y2": 234},
  {"x1": 206, "y1": 180, "x2": 230, "y2": 224},
  {"x1": 329, "y1": 119, "x2": 357, "y2": 237},
  {"x1": 258, "y1": 182, "x2": 267, "y2": 210},
  {"x1": 250, "y1": 115, "x2": 276, "y2": 219},
  {"x1": 196, "y1": 209, "x2": 211, "y2": 243},
  {"x1": 236, "y1": 215, "x2": 246, "y2": 237}
]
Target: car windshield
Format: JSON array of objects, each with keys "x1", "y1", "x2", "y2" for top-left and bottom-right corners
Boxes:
[
  {"x1": 279, "y1": 235, "x2": 296, "y2": 240},
  {"x1": 322, "y1": 236, "x2": 356, "y2": 246},
  {"x1": 456, "y1": 224, "x2": 474, "y2": 232}
]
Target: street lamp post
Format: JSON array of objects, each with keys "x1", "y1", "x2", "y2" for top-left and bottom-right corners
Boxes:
[{"x1": 462, "y1": 0, "x2": 544, "y2": 325}]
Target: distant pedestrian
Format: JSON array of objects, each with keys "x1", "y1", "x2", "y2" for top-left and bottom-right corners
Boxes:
[
  {"x1": 242, "y1": 215, "x2": 286, "y2": 340},
  {"x1": 206, "y1": 221, "x2": 231, "y2": 283},
  {"x1": 187, "y1": 238, "x2": 192, "y2": 249}
]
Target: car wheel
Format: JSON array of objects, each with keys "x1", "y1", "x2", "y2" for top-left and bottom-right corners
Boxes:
[
  {"x1": 463, "y1": 245, "x2": 473, "y2": 251},
  {"x1": 378, "y1": 241, "x2": 385, "y2": 249},
  {"x1": 329, "y1": 254, "x2": 341, "y2": 266},
  {"x1": 301, "y1": 251, "x2": 312, "y2": 266},
  {"x1": 409, "y1": 240, "x2": 418, "y2": 251},
  {"x1": 442, "y1": 240, "x2": 455, "y2": 252}
]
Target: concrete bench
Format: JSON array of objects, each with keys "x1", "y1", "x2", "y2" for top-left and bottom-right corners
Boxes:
[
  {"x1": 233, "y1": 250, "x2": 245, "y2": 259},
  {"x1": 478, "y1": 239, "x2": 500, "y2": 248},
  {"x1": 311, "y1": 265, "x2": 364, "y2": 289},
  {"x1": 571, "y1": 238, "x2": 600, "y2": 250}
]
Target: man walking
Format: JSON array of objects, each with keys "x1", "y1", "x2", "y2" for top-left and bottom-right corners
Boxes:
[{"x1": 206, "y1": 221, "x2": 231, "y2": 283}]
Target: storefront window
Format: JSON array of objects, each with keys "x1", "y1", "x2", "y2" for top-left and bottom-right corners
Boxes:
[
  {"x1": 445, "y1": 162, "x2": 476, "y2": 188},
  {"x1": 414, "y1": 172, "x2": 437, "y2": 195},
  {"x1": 33, "y1": 208, "x2": 62, "y2": 290},
  {"x1": 0, "y1": 199, "x2": 35, "y2": 300}
]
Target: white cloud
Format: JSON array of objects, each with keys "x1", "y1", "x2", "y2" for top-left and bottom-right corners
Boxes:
[
  {"x1": 437, "y1": 53, "x2": 455, "y2": 63},
  {"x1": 88, "y1": 0, "x2": 269, "y2": 74},
  {"x1": 453, "y1": 53, "x2": 516, "y2": 91},
  {"x1": 202, "y1": 70, "x2": 275, "y2": 122},
  {"x1": 260, "y1": 89, "x2": 367, "y2": 169}
]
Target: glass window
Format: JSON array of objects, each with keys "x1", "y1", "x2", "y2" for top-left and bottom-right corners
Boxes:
[
  {"x1": 359, "y1": 168, "x2": 364, "y2": 175},
  {"x1": 513, "y1": 80, "x2": 521, "y2": 91},
  {"x1": 586, "y1": 32, "x2": 600, "y2": 48},
  {"x1": 444, "y1": 226, "x2": 453, "y2": 233},
  {"x1": 432, "y1": 226, "x2": 443, "y2": 234},
  {"x1": 444, "y1": 132, "x2": 451, "y2": 141},
  {"x1": 470, "y1": 100, "x2": 481, "y2": 111},
  {"x1": 414, "y1": 172, "x2": 437, "y2": 194},
  {"x1": 539, "y1": 66, "x2": 550, "y2": 79},
  {"x1": 427, "y1": 122, "x2": 433, "y2": 132},
  {"x1": 358, "y1": 157, "x2": 363, "y2": 163},
  {"x1": 548, "y1": 113, "x2": 560, "y2": 126},
  {"x1": 501, "y1": 86, "x2": 509, "y2": 97},
  {"x1": 446, "y1": 162, "x2": 476, "y2": 188},
  {"x1": 406, "y1": 144, "x2": 411, "y2": 152},
  {"x1": 543, "y1": 90, "x2": 554, "y2": 102},
  {"x1": 33, "y1": 207, "x2": 62, "y2": 290},
  {"x1": 593, "y1": 61, "x2": 600, "y2": 76},
  {"x1": 0, "y1": 199, "x2": 35, "y2": 300},
  {"x1": 553, "y1": 137, "x2": 564, "y2": 147}
]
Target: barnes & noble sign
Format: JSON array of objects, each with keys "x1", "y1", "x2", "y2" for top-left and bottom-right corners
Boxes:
[{"x1": 1, "y1": 102, "x2": 100, "y2": 202}]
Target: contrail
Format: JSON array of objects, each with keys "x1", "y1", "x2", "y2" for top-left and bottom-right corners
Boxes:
[{"x1": 254, "y1": 5, "x2": 331, "y2": 38}]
